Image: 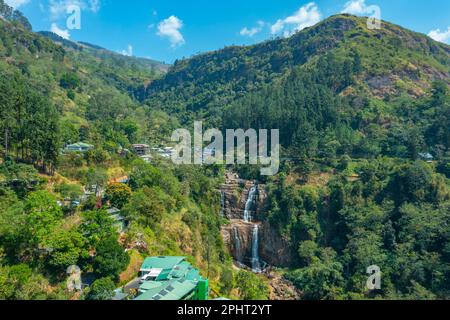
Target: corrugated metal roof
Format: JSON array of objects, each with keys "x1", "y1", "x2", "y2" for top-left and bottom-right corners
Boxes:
[
  {"x1": 135, "y1": 279, "x2": 197, "y2": 301},
  {"x1": 141, "y1": 256, "x2": 186, "y2": 271},
  {"x1": 136, "y1": 256, "x2": 206, "y2": 300}
]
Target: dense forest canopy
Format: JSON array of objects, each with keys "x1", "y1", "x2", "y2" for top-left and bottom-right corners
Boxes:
[{"x1": 0, "y1": 1, "x2": 449, "y2": 300}]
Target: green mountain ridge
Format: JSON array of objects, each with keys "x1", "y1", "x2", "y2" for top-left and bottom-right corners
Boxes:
[
  {"x1": 143, "y1": 14, "x2": 449, "y2": 124},
  {"x1": 0, "y1": 3, "x2": 172, "y2": 163},
  {"x1": 37, "y1": 31, "x2": 170, "y2": 74}
]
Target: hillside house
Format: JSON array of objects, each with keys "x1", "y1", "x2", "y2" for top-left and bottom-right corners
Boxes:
[
  {"x1": 132, "y1": 144, "x2": 150, "y2": 156},
  {"x1": 65, "y1": 142, "x2": 94, "y2": 153},
  {"x1": 135, "y1": 256, "x2": 208, "y2": 301},
  {"x1": 419, "y1": 152, "x2": 434, "y2": 163}
]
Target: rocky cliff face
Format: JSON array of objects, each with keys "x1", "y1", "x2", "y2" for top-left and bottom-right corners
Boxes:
[
  {"x1": 260, "y1": 220, "x2": 297, "y2": 267},
  {"x1": 220, "y1": 172, "x2": 260, "y2": 266},
  {"x1": 221, "y1": 172, "x2": 247, "y2": 220},
  {"x1": 258, "y1": 187, "x2": 297, "y2": 267},
  {"x1": 220, "y1": 171, "x2": 296, "y2": 268},
  {"x1": 221, "y1": 220, "x2": 258, "y2": 266}
]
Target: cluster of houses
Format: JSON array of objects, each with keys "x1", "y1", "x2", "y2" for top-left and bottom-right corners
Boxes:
[
  {"x1": 56, "y1": 184, "x2": 128, "y2": 233},
  {"x1": 62, "y1": 142, "x2": 218, "y2": 165},
  {"x1": 131, "y1": 144, "x2": 176, "y2": 163}
]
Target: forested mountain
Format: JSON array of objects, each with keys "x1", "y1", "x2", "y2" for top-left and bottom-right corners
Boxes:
[
  {"x1": 0, "y1": 3, "x2": 172, "y2": 171},
  {"x1": 0, "y1": 2, "x2": 449, "y2": 301},
  {"x1": 38, "y1": 31, "x2": 169, "y2": 74},
  {"x1": 144, "y1": 14, "x2": 449, "y2": 132}
]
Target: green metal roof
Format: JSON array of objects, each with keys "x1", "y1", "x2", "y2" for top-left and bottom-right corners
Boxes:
[
  {"x1": 136, "y1": 256, "x2": 207, "y2": 300},
  {"x1": 135, "y1": 279, "x2": 197, "y2": 301},
  {"x1": 185, "y1": 268, "x2": 201, "y2": 282},
  {"x1": 169, "y1": 261, "x2": 191, "y2": 279},
  {"x1": 67, "y1": 142, "x2": 93, "y2": 148},
  {"x1": 140, "y1": 256, "x2": 186, "y2": 271},
  {"x1": 139, "y1": 280, "x2": 168, "y2": 293}
]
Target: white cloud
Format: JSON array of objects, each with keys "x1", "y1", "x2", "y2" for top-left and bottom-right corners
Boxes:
[
  {"x1": 157, "y1": 15, "x2": 185, "y2": 47},
  {"x1": 271, "y1": 2, "x2": 321, "y2": 37},
  {"x1": 240, "y1": 21, "x2": 265, "y2": 37},
  {"x1": 342, "y1": 0, "x2": 382, "y2": 30},
  {"x1": 51, "y1": 23, "x2": 70, "y2": 39},
  {"x1": 49, "y1": 0, "x2": 101, "y2": 20},
  {"x1": 4, "y1": 0, "x2": 30, "y2": 8},
  {"x1": 428, "y1": 27, "x2": 450, "y2": 44},
  {"x1": 341, "y1": 0, "x2": 368, "y2": 15},
  {"x1": 120, "y1": 44, "x2": 133, "y2": 56},
  {"x1": 341, "y1": 0, "x2": 380, "y2": 16}
]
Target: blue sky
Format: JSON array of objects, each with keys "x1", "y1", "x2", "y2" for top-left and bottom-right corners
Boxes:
[{"x1": 7, "y1": 0, "x2": 450, "y2": 63}]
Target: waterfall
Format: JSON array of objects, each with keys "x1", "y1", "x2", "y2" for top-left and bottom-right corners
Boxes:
[
  {"x1": 232, "y1": 227, "x2": 242, "y2": 263},
  {"x1": 225, "y1": 179, "x2": 266, "y2": 273},
  {"x1": 251, "y1": 224, "x2": 262, "y2": 273},
  {"x1": 244, "y1": 186, "x2": 257, "y2": 222}
]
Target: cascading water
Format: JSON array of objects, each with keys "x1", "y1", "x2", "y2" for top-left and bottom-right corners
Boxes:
[
  {"x1": 243, "y1": 186, "x2": 257, "y2": 222},
  {"x1": 251, "y1": 224, "x2": 262, "y2": 273},
  {"x1": 223, "y1": 180, "x2": 265, "y2": 273},
  {"x1": 232, "y1": 226, "x2": 242, "y2": 263}
]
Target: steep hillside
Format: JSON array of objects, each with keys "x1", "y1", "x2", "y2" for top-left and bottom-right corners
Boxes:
[
  {"x1": 0, "y1": 0, "x2": 31, "y2": 30},
  {"x1": 38, "y1": 31, "x2": 169, "y2": 101},
  {"x1": 0, "y1": 8, "x2": 173, "y2": 155}
]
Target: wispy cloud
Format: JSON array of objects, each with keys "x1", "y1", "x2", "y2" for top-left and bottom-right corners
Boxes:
[
  {"x1": 4, "y1": 0, "x2": 30, "y2": 9},
  {"x1": 51, "y1": 22, "x2": 70, "y2": 39},
  {"x1": 157, "y1": 15, "x2": 185, "y2": 47},
  {"x1": 428, "y1": 27, "x2": 450, "y2": 44},
  {"x1": 342, "y1": 0, "x2": 377, "y2": 15},
  {"x1": 271, "y1": 2, "x2": 321, "y2": 37},
  {"x1": 120, "y1": 44, "x2": 133, "y2": 56},
  {"x1": 240, "y1": 21, "x2": 265, "y2": 37}
]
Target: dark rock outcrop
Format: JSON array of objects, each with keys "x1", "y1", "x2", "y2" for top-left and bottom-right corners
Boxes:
[
  {"x1": 221, "y1": 220, "x2": 258, "y2": 266},
  {"x1": 260, "y1": 220, "x2": 297, "y2": 267}
]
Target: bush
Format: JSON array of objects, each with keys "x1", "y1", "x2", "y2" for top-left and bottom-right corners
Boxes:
[
  {"x1": 93, "y1": 236, "x2": 129, "y2": 281},
  {"x1": 235, "y1": 270, "x2": 269, "y2": 300},
  {"x1": 86, "y1": 278, "x2": 116, "y2": 300}
]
